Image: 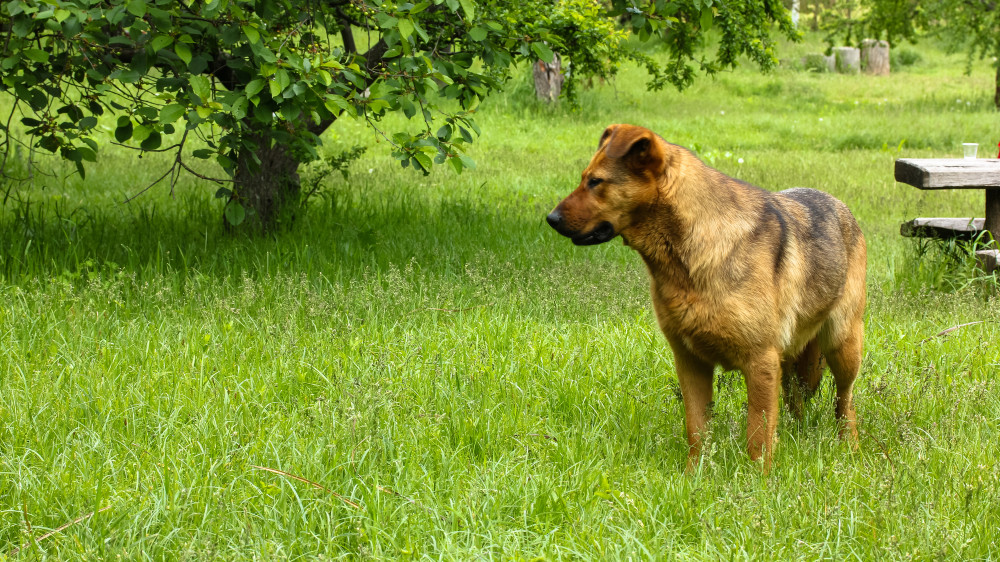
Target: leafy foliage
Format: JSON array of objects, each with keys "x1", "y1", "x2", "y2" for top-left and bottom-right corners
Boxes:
[{"x1": 1, "y1": 0, "x2": 798, "y2": 225}]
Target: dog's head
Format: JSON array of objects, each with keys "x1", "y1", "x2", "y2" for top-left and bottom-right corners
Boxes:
[{"x1": 546, "y1": 124, "x2": 667, "y2": 245}]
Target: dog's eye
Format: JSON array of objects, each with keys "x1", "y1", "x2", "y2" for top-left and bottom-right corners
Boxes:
[{"x1": 587, "y1": 177, "x2": 604, "y2": 189}]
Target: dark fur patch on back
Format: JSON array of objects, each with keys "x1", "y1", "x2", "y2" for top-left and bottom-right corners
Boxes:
[
  {"x1": 783, "y1": 188, "x2": 838, "y2": 243},
  {"x1": 763, "y1": 200, "x2": 788, "y2": 276}
]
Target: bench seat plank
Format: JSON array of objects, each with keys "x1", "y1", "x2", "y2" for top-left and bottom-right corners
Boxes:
[{"x1": 900, "y1": 217, "x2": 984, "y2": 239}]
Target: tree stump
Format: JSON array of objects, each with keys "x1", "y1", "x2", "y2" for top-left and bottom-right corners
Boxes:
[
  {"x1": 802, "y1": 53, "x2": 835, "y2": 73},
  {"x1": 861, "y1": 39, "x2": 890, "y2": 75},
  {"x1": 533, "y1": 53, "x2": 563, "y2": 102},
  {"x1": 834, "y1": 47, "x2": 860, "y2": 74}
]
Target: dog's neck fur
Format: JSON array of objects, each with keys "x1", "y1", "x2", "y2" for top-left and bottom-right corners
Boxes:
[{"x1": 623, "y1": 156, "x2": 761, "y2": 289}]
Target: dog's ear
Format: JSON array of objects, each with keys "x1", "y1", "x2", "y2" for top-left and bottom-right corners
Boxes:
[
  {"x1": 598, "y1": 125, "x2": 616, "y2": 149},
  {"x1": 603, "y1": 125, "x2": 664, "y2": 174}
]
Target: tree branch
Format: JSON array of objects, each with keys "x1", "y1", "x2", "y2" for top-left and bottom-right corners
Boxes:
[{"x1": 307, "y1": 37, "x2": 390, "y2": 136}]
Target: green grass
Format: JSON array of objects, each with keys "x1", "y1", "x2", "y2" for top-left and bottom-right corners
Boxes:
[{"x1": 2, "y1": 34, "x2": 1000, "y2": 559}]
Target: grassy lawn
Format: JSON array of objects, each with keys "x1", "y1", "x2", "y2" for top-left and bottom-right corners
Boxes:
[{"x1": 2, "y1": 35, "x2": 1000, "y2": 559}]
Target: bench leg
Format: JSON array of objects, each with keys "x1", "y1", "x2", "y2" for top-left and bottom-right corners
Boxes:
[{"x1": 986, "y1": 188, "x2": 1000, "y2": 244}]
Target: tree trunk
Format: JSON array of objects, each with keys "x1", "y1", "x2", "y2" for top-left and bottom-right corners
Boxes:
[
  {"x1": 791, "y1": 0, "x2": 799, "y2": 27},
  {"x1": 861, "y1": 39, "x2": 890, "y2": 75},
  {"x1": 533, "y1": 53, "x2": 563, "y2": 102},
  {"x1": 231, "y1": 131, "x2": 301, "y2": 231}
]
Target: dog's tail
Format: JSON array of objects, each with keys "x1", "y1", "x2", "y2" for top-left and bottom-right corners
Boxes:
[{"x1": 782, "y1": 338, "x2": 826, "y2": 419}]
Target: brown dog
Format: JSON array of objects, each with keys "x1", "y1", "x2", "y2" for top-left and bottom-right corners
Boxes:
[{"x1": 547, "y1": 124, "x2": 866, "y2": 470}]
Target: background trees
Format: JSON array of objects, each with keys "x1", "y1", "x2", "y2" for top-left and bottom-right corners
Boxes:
[
  {"x1": 829, "y1": 0, "x2": 1000, "y2": 109},
  {"x1": 1, "y1": 0, "x2": 796, "y2": 230}
]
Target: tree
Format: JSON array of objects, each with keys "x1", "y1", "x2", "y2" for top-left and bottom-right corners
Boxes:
[
  {"x1": 1, "y1": 0, "x2": 797, "y2": 230},
  {"x1": 833, "y1": 0, "x2": 1000, "y2": 109}
]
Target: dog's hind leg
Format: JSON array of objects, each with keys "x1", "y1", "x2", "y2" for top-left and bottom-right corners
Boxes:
[
  {"x1": 781, "y1": 338, "x2": 824, "y2": 420},
  {"x1": 821, "y1": 241, "x2": 866, "y2": 444},
  {"x1": 823, "y1": 321, "x2": 862, "y2": 442}
]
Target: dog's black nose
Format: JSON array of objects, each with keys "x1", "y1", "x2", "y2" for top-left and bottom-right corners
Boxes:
[{"x1": 546, "y1": 210, "x2": 563, "y2": 230}]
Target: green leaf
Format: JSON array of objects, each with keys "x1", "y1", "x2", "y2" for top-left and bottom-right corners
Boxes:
[
  {"x1": 132, "y1": 124, "x2": 152, "y2": 142},
  {"x1": 217, "y1": 153, "x2": 234, "y2": 170},
  {"x1": 24, "y1": 48, "x2": 48, "y2": 63},
  {"x1": 242, "y1": 24, "x2": 260, "y2": 44},
  {"x1": 448, "y1": 155, "x2": 464, "y2": 174},
  {"x1": 224, "y1": 201, "x2": 246, "y2": 226},
  {"x1": 531, "y1": 42, "x2": 554, "y2": 64},
  {"x1": 458, "y1": 154, "x2": 476, "y2": 170},
  {"x1": 275, "y1": 69, "x2": 290, "y2": 92},
  {"x1": 436, "y1": 124, "x2": 452, "y2": 141},
  {"x1": 245, "y1": 78, "x2": 265, "y2": 99},
  {"x1": 190, "y1": 74, "x2": 211, "y2": 102},
  {"x1": 324, "y1": 95, "x2": 351, "y2": 115},
  {"x1": 400, "y1": 97, "x2": 417, "y2": 119},
  {"x1": 159, "y1": 103, "x2": 185, "y2": 123},
  {"x1": 114, "y1": 121, "x2": 133, "y2": 142},
  {"x1": 192, "y1": 149, "x2": 214, "y2": 159},
  {"x1": 214, "y1": 187, "x2": 233, "y2": 199},
  {"x1": 410, "y1": 1, "x2": 431, "y2": 13},
  {"x1": 75, "y1": 146, "x2": 97, "y2": 162},
  {"x1": 116, "y1": 68, "x2": 142, "y2": 83},
  {"x1": 459, "y1": 0, "x2": 475, "y2": 19},
  {"x1": 174, "y1": 42, "x2": 192, "y2": 66},
  {"x1": 79, "y1": 116, "x2": 97, "y2": 130},
  {"x1": 39, "y1": 135, "x2": 60, "y2": 152},
  {"x1": 280, "y1": 103, "x2": 300, "y2": 121},
  {"x1": 469, "y1": 26, "x2": 487, "y2": 42},
  {"x1": 700, "y1": 7, "x2": 713, "y2": 30},
  {"x1": 140, "y1": 131, "x2": 162, "y2": 151},
  {"x1": 150, "y1": 34, "x2": 173, "y2": 52},
  {"x1": 231, "y1": 96, "x2": 248, "y2": 120},
  {"x1": 61, "y1": 146, "x2": 81, "y2": 161},
  {"x1": 413, "y1": 151, "x2": 433, "y2": 172},
  {"x1": 397, "y1": 18, "x2": 414, "y2": 39},
  {"x1": 268, "y1": 76, "x2": 282, "y2": 99},
  {"x1": 126, "y1": 0, "x2": 146, "y2": 17}
]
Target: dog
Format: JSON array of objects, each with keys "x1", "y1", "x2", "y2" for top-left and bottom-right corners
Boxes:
[{"x1": 546, "y1": 124, "x2": 866, "y2": 470}]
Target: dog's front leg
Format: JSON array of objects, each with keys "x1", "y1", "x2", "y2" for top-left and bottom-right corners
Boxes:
[
  {"x1": 744, "y1": 349, "x2": 781, "y2": 470},
  {"x1": 669, "y1": 342, "x2": 714, "y2": 473}
]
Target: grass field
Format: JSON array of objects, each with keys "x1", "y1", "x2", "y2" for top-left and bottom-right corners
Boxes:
[{"x1": 2, "y1": 34, "x2": 1000, "y2": 559}]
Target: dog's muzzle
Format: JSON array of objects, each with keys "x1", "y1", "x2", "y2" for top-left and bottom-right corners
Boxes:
[{"x1": 546, "y1": 211, "x2": 617, "y2": 246}]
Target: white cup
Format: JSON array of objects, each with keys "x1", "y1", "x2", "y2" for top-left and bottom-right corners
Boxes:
[{"x1": 963, "y1": 143, "x2": 978, "y2": 159}]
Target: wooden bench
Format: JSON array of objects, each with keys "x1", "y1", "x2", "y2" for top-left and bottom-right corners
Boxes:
[
  {"x1": 900, "y1": 217, "x2": 984, "y2": 240},
  {"x1": 895, "y1": 158, "x2": 1000, "y2": 272}
]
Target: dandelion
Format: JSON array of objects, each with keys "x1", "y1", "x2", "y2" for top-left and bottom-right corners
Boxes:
[
  {"x1": 720, "y1": 110, "x2": 725, "y2": 115},
  {"x1": 819, "y1": 117, "x2": 824, "y2": 121},
  {"x1": 368, "y1": 168, "x2": 374, "y2": 173},
  {"x1": 725, "y1": 151, "x2": 732, "y2": 158},
  {"x1": 738, "y1": 158, "x2": 744, "y2": 164}
]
